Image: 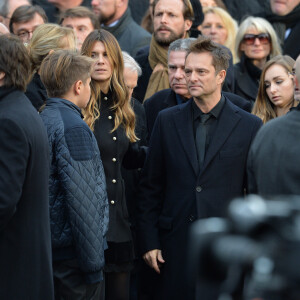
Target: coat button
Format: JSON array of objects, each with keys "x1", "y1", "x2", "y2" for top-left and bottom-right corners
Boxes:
[
  {"x1": 108, "y1": 116, "x2": 112, "y2": 120},
  {"x1": 188, "y1": 215, "x2": 195, "y2": 222},
  {"x1": 196, "y1": 186, "x2": 202, "y2": 192},
  {"x1": 110, "y1": 200, "x2": 115, "y2": 205},
  {"x1": 112, "y1": 136, "x2": 117, "y2": 141},
  {"x1": 104, "y1": 97, "x2": 108, "y2": 100},
  {"x1": 112, "y1": 179, "x2": 116, "y2": 183},
  {"x1": 112, "y1": 158, "x2": 116, "y2": 162}
]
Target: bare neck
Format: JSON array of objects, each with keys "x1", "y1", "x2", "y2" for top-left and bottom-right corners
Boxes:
[{"x1": 193, "y1": 90, "x2": 222, "y2": 113}]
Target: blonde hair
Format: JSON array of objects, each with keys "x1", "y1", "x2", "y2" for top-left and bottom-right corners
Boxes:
[
  {"x1": 202, "y1": 6, "x2": 238, "y2": 63},
  {"x1": 28, "y1": 23, "x2": 76, "y2": 72},
  {"x1": 81, "y1": 29, "x2": 137, "y2": 142},
  {"x1": 235, "y1": 16, "x2": 281, "y2": 62},
  {"x1": 252, "y1": 55, "x2": 295, "y2": 123}
]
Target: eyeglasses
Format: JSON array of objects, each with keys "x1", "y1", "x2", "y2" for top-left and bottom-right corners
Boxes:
[
  {"x1": 17, "y1": 30, "x2": 34, "y2": 41},
  {"x1": 242, "y1": 33, "x2": 270, "y2": 45}
]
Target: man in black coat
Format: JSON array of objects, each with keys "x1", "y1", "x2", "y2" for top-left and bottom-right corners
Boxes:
[
  {"x1": 144, "y1": 38, "x2": 252, "y2": 138},
  {"x1": 247, "y1": 55, "x2": 300, "y2": 195},
  {"x1": 0, "y1": 35, "x2": 54, "y2": 299},
  {"x1": 137, "y1": 38, "x2": 262, "y2": 300},
  {"x1": 261, "y1": 0, "x2": 300, "y2": 60}
]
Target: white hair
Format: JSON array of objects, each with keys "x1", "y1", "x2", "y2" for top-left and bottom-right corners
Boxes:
[{"x1": 122, "y1": 51, "x2": 142, "y2": 76}]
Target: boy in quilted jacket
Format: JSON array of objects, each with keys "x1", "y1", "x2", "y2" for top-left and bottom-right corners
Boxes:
[{"x1": 39, "y1": 50, "x2": 109, "y2": 300}]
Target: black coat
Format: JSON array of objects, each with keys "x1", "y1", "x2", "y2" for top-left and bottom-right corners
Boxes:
[
  {"x1": 25, "y1": 73, "x2": 47, "y2": 111},
  {"x1": 233, "y1": 56, "x2": 261, "y2": 106},
  {"x1": 248, "y1": 105, "x2": 300, "y2": 196},
  {"x1": 144, "y1": 88, "x2": 252, "y2": 138},
  {"x1": 0, "y1": 87, "x2": 54, "y2": 300},
  {"x1": 137, "y1": 97, "x2": 262, "y2": 299}
]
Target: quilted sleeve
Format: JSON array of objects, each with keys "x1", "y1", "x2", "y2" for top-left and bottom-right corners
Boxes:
[
  {"x1": 0, "y1": 119, "x2": 29, "y2": 231},
  {"x1": 57, "y1": 126, "x2": 108, "y2": 273}
]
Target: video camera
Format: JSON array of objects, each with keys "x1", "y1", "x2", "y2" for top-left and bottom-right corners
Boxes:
[{"x1": 188, "y1": 195, "x2": 300, "y2": 300}]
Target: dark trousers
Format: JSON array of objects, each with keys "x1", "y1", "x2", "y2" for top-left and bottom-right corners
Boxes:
[{"x1": 53, "y1": 259, "x2": 105, "y2": 300}]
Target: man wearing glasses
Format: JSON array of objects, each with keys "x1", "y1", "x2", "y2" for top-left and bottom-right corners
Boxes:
[{"x1": 9, "y1": 5, "x2": 47, "y2": 44}]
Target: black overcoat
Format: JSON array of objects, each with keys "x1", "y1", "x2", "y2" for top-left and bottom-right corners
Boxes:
[
  {"x1": 137, "y1": 97, "x2": 262, "y2": 299},
  {"x1": 0, "y1": 87, "x2": 54, "y2": 299}
]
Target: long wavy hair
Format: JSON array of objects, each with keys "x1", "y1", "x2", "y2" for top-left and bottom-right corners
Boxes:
[
  {"x1": 252, "y1": 55, "x2": 295, "y2": 123},
  {"x1": 81, "y1": 29, "x2": 137, "y2": 142}
]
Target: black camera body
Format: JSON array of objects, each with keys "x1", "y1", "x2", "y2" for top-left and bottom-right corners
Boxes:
[{"x1": 188, "y1": 195, "x2": 300, "y2": 300}]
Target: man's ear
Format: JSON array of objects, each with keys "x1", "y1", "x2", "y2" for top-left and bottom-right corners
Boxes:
[
  {"x1": 184, "y1": 19, "x2": 193, "y2": 34},
  {"x1": 217, "y1": 70, "x2": 226, "y2": 85},
  {"x1": 0, "y1": 71, "x2": 5, "y2": 86},
  {"x1": 74, "y1": 80, "x2": 83, "y2": 95}
]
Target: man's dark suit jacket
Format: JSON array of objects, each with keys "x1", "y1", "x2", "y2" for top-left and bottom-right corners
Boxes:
[
  {"x1": 137, "y1": 97, "x2": 262, "y2": 299},
  {"x1": 144, "y1": 88, "x2": 252, "y2": 139},
  {"x1": 247, "y1": 104, "x2": 300, "y2": 196}
]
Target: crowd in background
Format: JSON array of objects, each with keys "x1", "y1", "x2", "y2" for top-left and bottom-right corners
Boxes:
[{"x1": 0, "y1": 0, "x2": 300, "y2": 299}]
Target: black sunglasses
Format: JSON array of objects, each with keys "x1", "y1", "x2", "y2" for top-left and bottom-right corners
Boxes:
[{"x1": 242, "y1": 33, "x2": 270, "y2": 45}]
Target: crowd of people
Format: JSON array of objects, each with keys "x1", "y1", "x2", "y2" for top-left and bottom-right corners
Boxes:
[{"x1": 0, "y1": 0, "x2": 300, "y2": 300}]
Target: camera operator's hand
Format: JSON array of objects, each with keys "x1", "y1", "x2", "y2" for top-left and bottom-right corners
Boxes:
[{"x1": 143, "y1": 249, "x2": 165, "y2": 274}]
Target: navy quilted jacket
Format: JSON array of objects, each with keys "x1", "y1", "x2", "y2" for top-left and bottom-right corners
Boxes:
[{"x1": 40, "y1": 98, "x2": 109, "y2": 283}]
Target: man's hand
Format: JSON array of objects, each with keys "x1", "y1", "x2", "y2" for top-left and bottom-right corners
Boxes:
[{"x1": 143, "y1": 249, "x2": 165, "y2": 274}]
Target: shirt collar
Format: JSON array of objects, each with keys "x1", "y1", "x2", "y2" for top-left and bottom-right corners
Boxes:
[{"x1": 192, "y1": 94, "x2": 225, "y2": 121}]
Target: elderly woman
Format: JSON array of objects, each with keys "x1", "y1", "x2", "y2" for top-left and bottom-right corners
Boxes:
[
  {"x1": 252, "y1": 55, "x2": 296, "y2": 123},
  {"x1": 233, "y1": 16, "x2": 281, "y2": 105},
  {"x1": 200, "y1": 6, "x2": 238, "y2": 62},
  {"x1": 25, "y1": 24, "x2": 76, "y2": 111}
]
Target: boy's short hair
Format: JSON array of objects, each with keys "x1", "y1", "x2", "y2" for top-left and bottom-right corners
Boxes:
[{"x1": 40, "y1": 50, "x2": 93, "y2": 98}]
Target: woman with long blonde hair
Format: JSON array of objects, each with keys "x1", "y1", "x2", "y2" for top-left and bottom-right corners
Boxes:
[{"x1": 81, "y1": 29, "x2": 145, "y2": 300}]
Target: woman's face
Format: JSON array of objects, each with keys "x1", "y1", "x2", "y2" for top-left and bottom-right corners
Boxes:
[
  {"x1": 264, "y1": 63, "x2": 294, "y2": 108},
  {"x1": 90, "y1": 41, "x2": 113, "y2": 83},
  {"x1": 201, "y1": 12, "x2": 228, "y2": 45},
  {"x1": 240, "y1": 27, "x2": 271, "y2": 61}
]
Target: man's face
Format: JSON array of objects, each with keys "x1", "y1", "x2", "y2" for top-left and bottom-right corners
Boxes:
[
  {"x1": 294, "y1": 56, "x2": 300, "y2": 101},
  {"x1": 168, "y1": 50, "x2": 190, "y2": 98},
  {"x1": 77, "y1": 77, "x2": 92, "y2": 108},
  {"x1": 270, "y1": 0, "x2": 300, "y2": 16},
  {"x1": 12, "y1": 13, "x2": 45, "y2": 43},
  {"x1": 123, "y1": 68, "x2": 138, "y2": 99},
  {"x1": 185, "y1": 52, "x2": 223, "y2": 99},
  {"x1": 153, "y1": 0, "x2": 192, "y2": 47},
  {"x1": 62, "y1": 17, "x2": 94, "y2": 51},
  {"x1": 91, "y1": 0, "x2": 117, "y2": 25}
]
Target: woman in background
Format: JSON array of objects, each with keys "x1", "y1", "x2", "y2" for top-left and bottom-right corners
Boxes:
[
  {"x1": 233, "y1": 16, "x2": 281, "y2": 105},
  {"x1": 81, "y1": 29, "x2": 145, "y2": 300},
  {"x1": 252, "y1": 55, "x2": 296, "y2": 123},
  {"x1": 200, "y1": 6, "x2": 238, "y2": 62},
  {"x1": 26, "y1": 24, "x2": 76, "y2": 111}
]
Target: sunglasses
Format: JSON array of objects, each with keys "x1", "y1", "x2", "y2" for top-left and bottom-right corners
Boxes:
[{"x1": 242, "y1": 33, "x2": 270, "y2": 45}]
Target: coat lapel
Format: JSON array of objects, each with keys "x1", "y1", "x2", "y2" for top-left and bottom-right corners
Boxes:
[
  {"x1": 173, "y1": 100, "x2": 199, "y2": 175},
  {"x1": 202, "y1": 99, "x2": 241, "y2": 172}
]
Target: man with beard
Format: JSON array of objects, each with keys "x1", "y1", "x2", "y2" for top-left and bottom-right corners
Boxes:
[
  {"x1": 247, "y1": 55, "x2": 300, "y2": 196},
  {"x1": 91, "y1": 0, "x2": 151, "y2": 57},
  {"x1": 134, "y1": 0, "x2": 193, "y2": 102}
]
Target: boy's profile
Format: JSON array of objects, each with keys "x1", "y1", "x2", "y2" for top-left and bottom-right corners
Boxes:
[{"x1": 39, "y1": 50, "x2": 108, "y2": 299}]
